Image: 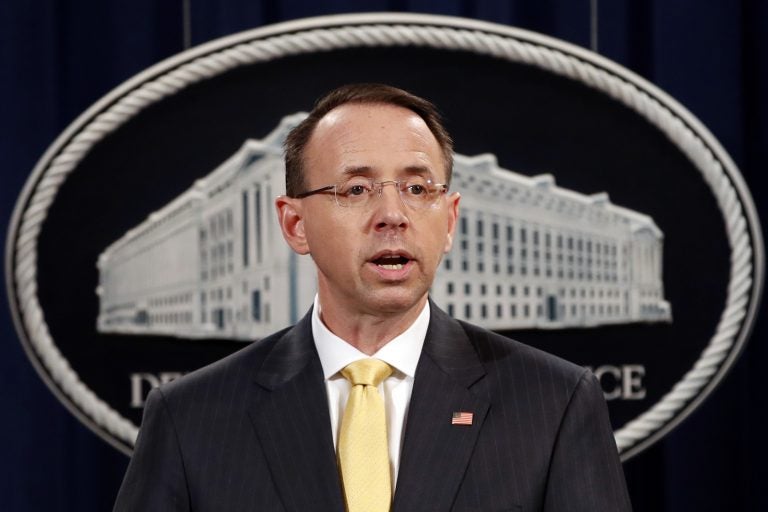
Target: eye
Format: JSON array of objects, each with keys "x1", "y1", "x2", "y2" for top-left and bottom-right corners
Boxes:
[
  {"x1": 407, "y1": 184, "x2": 427, "y2": 196},
  {"x1": 347, "y1": 184, "x2": 368, "y2": 196},
  {"x1": 339, "y1": 179, "x2": 372, "y2": 197}
]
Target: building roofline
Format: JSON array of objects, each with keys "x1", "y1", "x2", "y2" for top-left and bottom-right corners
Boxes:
[{"x1": 454, "y1": 153, "x2": 663, "y2": 237}]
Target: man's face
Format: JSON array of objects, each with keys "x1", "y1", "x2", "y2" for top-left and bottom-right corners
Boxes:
[{"x1": 278, "y1": 102, "x2": 459, "y2": 319}]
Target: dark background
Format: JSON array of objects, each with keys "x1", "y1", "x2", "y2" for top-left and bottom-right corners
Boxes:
[{"x1": 1, "y1": 1, "x2": 766, "y2": 510}]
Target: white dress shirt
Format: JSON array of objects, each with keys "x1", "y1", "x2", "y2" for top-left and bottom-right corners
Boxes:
[{"x1": 311, "y1": 296, "x2": 429, "y2": 487}]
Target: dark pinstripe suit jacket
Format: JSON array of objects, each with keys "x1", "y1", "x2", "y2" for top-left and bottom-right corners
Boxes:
[{"x1": 114, "y1": 304, "x2": 631, "y2": 511}]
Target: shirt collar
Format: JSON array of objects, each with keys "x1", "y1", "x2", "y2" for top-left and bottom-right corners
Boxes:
[{"x1": 311, "y1": 295, "x2": 429, "y2": 380}]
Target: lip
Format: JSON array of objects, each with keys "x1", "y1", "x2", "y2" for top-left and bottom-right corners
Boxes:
[
  {"x1": 367, "y1": 249, "x2": 416, "y2": 281},
  {"x1": 369, "y1": 249, "x2": 415, "y2": 262}
]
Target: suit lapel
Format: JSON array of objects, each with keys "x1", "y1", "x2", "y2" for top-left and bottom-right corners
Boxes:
[
  {"x1": 393, "y1": 304, "x2": 490, "y2": 512},
  {"x1": 249, "y1": 310, "x2": 345, "y2": 512}
]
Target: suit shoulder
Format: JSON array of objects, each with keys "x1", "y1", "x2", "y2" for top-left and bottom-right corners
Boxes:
[
  {"x1": 159, "y1": 325, "x2": 292, "y2": 400},
  {"x1": 457, "y1": 319, "x2": 588, "y2": 386}
]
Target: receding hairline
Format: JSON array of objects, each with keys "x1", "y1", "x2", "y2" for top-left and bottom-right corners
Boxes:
[
  {"x1": 304, "y1": 100, "x2": 452, "y2": 174},
  {"x1": 283, "y1": 83, "x2": 454, "y2": 197}
]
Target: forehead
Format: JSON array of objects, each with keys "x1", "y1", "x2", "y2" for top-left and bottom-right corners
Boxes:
[{"x1": 305, "y1": 102, "x2": 445, "y2": 181}]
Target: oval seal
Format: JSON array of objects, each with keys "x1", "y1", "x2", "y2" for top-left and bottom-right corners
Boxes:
[{"x1": 5, "y1": 13, "x2": 764, "y2": 459}]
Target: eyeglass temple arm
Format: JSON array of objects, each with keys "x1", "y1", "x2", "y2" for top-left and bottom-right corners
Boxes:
[{"x1": 294, "y1": 185, "x2": 335, "y2": 199}]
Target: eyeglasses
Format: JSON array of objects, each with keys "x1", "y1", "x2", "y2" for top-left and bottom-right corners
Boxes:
[{"x1": 294, "y1": 176, "x2": 449, "y2": 209}]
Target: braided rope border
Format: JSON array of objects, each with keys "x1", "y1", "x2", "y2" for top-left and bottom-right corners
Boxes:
[{"x1": 7, "y1": 14, "x2": 763, "y2": 457}]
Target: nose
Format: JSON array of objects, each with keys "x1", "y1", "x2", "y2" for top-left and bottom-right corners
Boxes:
[{"x1": 372, "y1": 181, "x2": 409, "y2": 231}]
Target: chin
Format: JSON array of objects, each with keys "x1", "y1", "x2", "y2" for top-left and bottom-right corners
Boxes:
[{"x1": 366, "y1": 289, "x2": 428, "y2": 315}]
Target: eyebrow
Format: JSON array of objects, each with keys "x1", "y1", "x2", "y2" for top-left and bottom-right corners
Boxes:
[{"x1": 340, "y1": 165, "x2": 434, "y2": 178}]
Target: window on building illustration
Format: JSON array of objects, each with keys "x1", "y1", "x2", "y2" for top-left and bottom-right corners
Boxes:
[
  {"x1": 481, "y1": 284, "x2": 487, "y2": 296},
  {"x1": 506, "y1": 225, "x2": 513, "y2": 241},
  {"x1": 461, "y1": 239, "x2": 468, "y2": 251},
  {"x1": 496, "y1": 304, "x2": 502, "y2": 318},
  {"x1": 510, "y1": 285, "x2": 516, "y2": 296},
  {"x1": 493, "y1": 263, "x2": 500, "y2": 274},
  {"x1": 510, "y1": 304, "x2": 517, "y2": 317},
  {"x1": 524, "y1": 286, "x2": 530, "y2": 296},
  {"x1": 462, "y1": 260, "x2": 468, "y2": 271},
  {"x1": 444, "y1": 258, "x2": 452, "y2": 270},
  {"x1": 464, "y1": 283, "x2": 471, "y2": 295},
  {"x1": 533, "y1": 231, "x2": 539, "y2": 245},
  {"x1": 478, "y1": 262, "x2": 485, "y2": 272},
  {"x1": 536, "y1": 305, "x2": 543, "y2": 317},
  {"x1": 521, "y1": 227, "x2": 527, "y2": 243},
  {"x1": 493, "y1": 223, "x2": 499, "y2": 240},
  {"x1": 496, "y1": 285, "x2": 502, "y2": 295},
  {"x1": 521, "y1": 266, "x2": 527, "y2": 276},
  {"x1": 252, "y1": 290, "x2": 261, "y2": 322},
  {"x1": 254, "y1": 186, "x2": 263, "y2": 264},
  {"x1": 508, "y1": 264, "x2": 514, "y2": 274},
  {"x1": 524, "y1": 304, "x2": 530, "y2": 317},
  {"x1": 242, "y1": 191, "x2": 249, "y2": 266},
  {"x1": 477, "y1": 219, "x2": 484, "y2": 237},
  {"x1": 447, "y1": 303, "x2": 454, "y2": 317},
  {"x1": 465, "y1": 304, "x2": 472, "y2": 319},
  {"x1": 461, "y1": 216, "x2": 468, "y2": 235},
  {"x1": 481, "y1": 304, "x2": 487, "y2": 318},
  {"x1": 447, "y1": 282, "x2": 454, "y2": 295}
]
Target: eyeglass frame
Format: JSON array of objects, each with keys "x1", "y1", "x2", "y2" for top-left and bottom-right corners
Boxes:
[{"x1": 293, "y1": 177, "x2": 449, "y2": 209}]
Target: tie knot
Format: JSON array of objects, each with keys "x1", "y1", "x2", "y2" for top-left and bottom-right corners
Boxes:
[{"x1": 341, "y1": 359, "x2": 393, "y2": 387}]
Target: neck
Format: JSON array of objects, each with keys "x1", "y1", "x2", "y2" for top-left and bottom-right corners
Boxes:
[{"x1": 318, "y1": 296, "x2": 428, "y2": 356}]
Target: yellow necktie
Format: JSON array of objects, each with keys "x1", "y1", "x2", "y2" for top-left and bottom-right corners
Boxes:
[{"x1": 338, "y1": 358, "x2": 394, "y2": 512}]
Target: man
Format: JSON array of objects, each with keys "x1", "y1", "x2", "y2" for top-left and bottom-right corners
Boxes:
[{"x1": 114, "y1": 84, "x2": 632, "y2": 511}]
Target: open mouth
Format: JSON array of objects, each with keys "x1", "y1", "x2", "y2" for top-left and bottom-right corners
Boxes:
[{"x1": 372, "y1": 254, "x2": 411, "y2": 270}]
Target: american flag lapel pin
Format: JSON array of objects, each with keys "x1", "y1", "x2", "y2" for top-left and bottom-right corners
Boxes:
[{"x1": 451, "y1": 411, "x2": 473, "y2": 425}]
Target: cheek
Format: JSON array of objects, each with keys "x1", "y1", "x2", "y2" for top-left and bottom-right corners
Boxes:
[{"x1": 305, "y1": 217, "x2": 359, "y2": 262}]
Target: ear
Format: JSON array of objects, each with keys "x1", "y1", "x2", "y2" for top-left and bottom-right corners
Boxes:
[
  {"x1": 275, "y1": 195, "x2": 310, "y2": 255},
  {"x1": 443, "y1": 192, "x2": 460, "y2": 253}
]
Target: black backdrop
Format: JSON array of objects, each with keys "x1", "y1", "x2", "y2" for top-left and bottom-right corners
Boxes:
[{"x1": 1, "y1": 1, "x2": 766, "y2": 510}]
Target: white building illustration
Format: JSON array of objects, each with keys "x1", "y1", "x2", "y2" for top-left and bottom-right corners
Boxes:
[{"x1": 96, "y1": 114, "x2": 671, "y2": 340}]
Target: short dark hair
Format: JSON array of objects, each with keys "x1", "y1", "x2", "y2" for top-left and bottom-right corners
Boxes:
[{"x1": 283, "y1": 83, "x2": 454, "y2": 197}]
